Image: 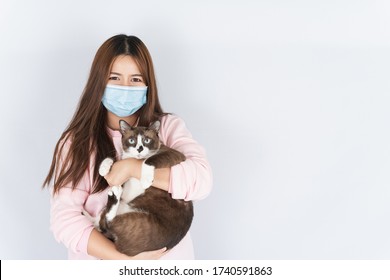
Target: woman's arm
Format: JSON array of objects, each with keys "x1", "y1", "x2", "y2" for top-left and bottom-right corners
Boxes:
[
  {"x1": 103, "y1": 158, "x2": 170, "y2": 191},
  {"x1": 88, "y1": 229, "x2": 167, "y2": 260},
  {"x1": 159, "y1": 115, "x2": 213, "y2": 200}
]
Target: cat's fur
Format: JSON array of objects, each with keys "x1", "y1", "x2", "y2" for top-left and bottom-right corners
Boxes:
[{"x1": 83, "y1": 120, "x2": 193, "y2": 257}]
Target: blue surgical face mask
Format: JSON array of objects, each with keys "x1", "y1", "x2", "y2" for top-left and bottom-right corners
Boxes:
[{"x1": 102, "y1": 84, "x2": 148, "y2": 117}]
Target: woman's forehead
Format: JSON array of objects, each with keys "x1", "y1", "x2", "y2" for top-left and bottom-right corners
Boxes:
[{"x1": 111, "y1": 55, "x2": 141, "y2": 74}]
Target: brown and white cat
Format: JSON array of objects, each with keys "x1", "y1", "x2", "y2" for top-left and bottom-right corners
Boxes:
[{"x1": 84, "y1": 120, "x2": 193, "y2": 257}]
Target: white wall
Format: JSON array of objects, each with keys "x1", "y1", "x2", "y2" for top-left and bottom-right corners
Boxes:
[{"x1": 1, "y1": 0, "x2": 390, "y2": 259}]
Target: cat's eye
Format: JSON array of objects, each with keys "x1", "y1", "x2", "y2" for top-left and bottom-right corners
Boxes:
[
  {"x1": 129, "y1": 138, "x2": 136, "y2": 144},
  {"x1": 143, "y1": 137, "x2": 151, "y2": 144}
]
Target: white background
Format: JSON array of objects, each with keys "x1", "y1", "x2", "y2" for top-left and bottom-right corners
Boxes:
[{"x1": 1, "y1": 0, "x2": 390, "y2": 259}]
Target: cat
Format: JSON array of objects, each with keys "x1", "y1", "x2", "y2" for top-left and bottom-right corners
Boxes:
[{"x1": 84, "y1": 119, "x2": 194, "y2": 257}]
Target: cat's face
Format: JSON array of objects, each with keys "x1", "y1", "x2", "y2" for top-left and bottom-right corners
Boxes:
[{"x1": 119, "y1": 120, "x2": 161, "y2": 159}]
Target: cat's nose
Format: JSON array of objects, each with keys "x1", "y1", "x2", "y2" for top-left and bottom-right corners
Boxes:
[{"x1": 137, "y1": 146, "x2": 144, "y2": 153}]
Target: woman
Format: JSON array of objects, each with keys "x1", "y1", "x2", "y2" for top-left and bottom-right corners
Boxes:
[{"x1": 43, "y1": 34, "x2": 212, "y2": 260}]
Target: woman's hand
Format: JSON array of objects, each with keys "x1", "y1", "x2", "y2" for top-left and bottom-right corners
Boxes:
[
  {"x1": 104, "y1": 158, "x2": 142, "y2": 186},
  {"x1": 88, "y1": 229, "x2": 168, "y2": 259},
  {"x1": 129, "y1": 247, "x2": 168, "y2": 260}
]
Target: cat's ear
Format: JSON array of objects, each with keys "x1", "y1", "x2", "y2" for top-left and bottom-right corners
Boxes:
[
  {"x1": 119, "y1": 120, "x2": 132, "y2": 134},
  {"x1": 148, "y1": 120, "x2": 161, "y2": 132}
]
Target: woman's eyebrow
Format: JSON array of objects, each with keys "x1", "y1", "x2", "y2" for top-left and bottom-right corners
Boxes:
[{"x1": 109, "y1": 72, "x2": 142, "y2": 76}]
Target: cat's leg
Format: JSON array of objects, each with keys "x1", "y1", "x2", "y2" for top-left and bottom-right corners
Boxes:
[
  {"x1": 115, "y1": 179, "x2": 145, "y2": 215},
  {"x1": 83, "y1": 186, "x2": 122, "y2": 234},
  {"x1": 82, "y1": 209, "x2": 101, "y2": 229},
  {"x1": 99, "y1": 157, "x2": 114, "y2": 176},
  {"x1": 120, "y1": 178, "x2": 145, "y2": 203},
  {"x1": 139, "y1": 162, "x2": 155, "y2": 189},
  {"x1": 105, "y1": 186, "x2": 123, "y2": 222}
]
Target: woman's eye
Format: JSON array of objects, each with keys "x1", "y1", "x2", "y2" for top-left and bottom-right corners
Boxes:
[
  {"x1": 109, "y1": 76, "x2": 119, "y2": 80},
  {"x1": 131, "y1": 77, "x2": 143, "y2": 83},
  {"x1": 129, "y1": 138, "x2": 136, "y2": 144},
  {"x1": 143, "y1": 138, "x2": 151, "y2": 144}
]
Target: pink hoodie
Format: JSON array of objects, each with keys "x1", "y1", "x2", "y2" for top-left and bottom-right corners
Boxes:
[{"x1": 50, "y1": 114, "x2": 212, "y2": 259}]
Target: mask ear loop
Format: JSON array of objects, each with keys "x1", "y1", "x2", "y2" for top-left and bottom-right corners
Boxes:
[{"x1": 134, "y1": 116, "x2": 140, "y2": 127}]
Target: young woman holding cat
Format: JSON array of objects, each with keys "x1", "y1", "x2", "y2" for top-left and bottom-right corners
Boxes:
[{"x1": 43, "y1": 34, "x2": 212, "y2": 260}]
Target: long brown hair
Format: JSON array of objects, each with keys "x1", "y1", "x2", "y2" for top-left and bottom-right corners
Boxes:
[{"x1": 43, "y1": 34, "x2": 165, "y2": 194}]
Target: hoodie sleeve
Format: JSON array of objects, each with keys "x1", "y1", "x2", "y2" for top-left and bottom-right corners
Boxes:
[
  {"x1": 49, "y1": 140, "x2": 95, "y2": 255},
  {"x1": 50, "y1": 187, "x2": 94, "y2": 255},
  {"x1": 159, "y1": 115, "x2": 213, "y2": 201}
]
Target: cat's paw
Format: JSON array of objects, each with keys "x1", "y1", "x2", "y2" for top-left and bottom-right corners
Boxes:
[
  {"x1": 82, "y1": 210, "x2": 100, "y2": 228},
  {"x1": 82, "y1": 209, "x2": 93, "y2": 220},
  {"x1": 99, "y1": 158, "x2": 114, "y2": 176},
  {"x1": 108, "y1": 185, "x2": 123, "y2": 199},
  {"x1": 140, "y1": 162, "x2": 155, "y2": 189}
]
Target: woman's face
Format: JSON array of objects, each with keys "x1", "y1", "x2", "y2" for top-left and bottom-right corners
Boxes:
[
  {"x1": 105, "y1": 55, "x2": 147, "y2": 129},
  {"x1": 108, "y1": 55, "x2": 146, "y2": 87}
]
